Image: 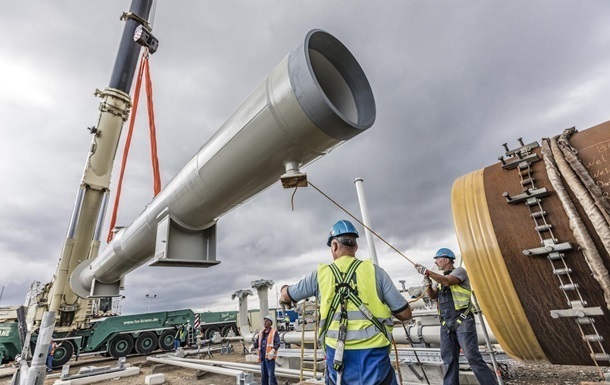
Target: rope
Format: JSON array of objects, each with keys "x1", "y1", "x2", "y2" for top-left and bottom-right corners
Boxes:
[
  {"x1": 543, "y1": 138, "x2": 610, "y2": 309},
  {"x1": 107, "y1": 49, "x2": 162, "y2": 242},
  {"x1": 542, "y1": 138, "x2": 610, "y2": 376},
  {"x1": 558, "y1": 128, "x2": 610, "y2": 224},
  {"x1": 407, "y1": 283, "x2": 431, "y2": 304},
  {"x1": 302, "y1": 180, "x2": 437, "y2": 381},
  {"x1": 391, "y1": 336, "x2": 403, "y2": 384},
  {"x1": 307, "y1": 181, "x2": 418, "y2": 266}
]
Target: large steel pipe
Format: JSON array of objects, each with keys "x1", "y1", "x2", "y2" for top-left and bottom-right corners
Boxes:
[
  {"x1": 71, "y1": 29, "x2": 375, "y2": 298},
  {"x1": 452, "y1": 121, "x2": 610, "y2": 365},
  {"x1": 280, "y1": 323, "x2": 496, "y2": 346},
  {"x1": 166, "y1": 357, "x2": 324, "y2": 380}
]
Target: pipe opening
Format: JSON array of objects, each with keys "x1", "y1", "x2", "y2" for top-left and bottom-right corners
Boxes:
[
  {"x1": 309, "y1": 50, "x2": 358, "y2": 123},
  {"x1": 306, "y1": 30, "x2": 375, "y2": 129}
]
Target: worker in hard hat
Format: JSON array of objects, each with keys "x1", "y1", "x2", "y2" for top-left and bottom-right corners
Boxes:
[
  {"x1": 280, "y1": 220, "x2": 412, "y2": 385},
  {"x1": 283, "y1": 314, "x2": 290, "y2": 331},
  {"x1": 415, "y1": 248, "x2": 497, "y2": 385},
  {"x1": 174, "y1": 324, "x2": 186, "y2": 350},
  {"x1": 46, "y1": 338, "x2": 57, "y2": 373},
  {"x1": 252, "y1": 314, "x2": 280, "y2": 385}
]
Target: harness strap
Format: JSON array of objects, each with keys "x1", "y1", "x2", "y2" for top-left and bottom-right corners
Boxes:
[
  {"x1": 333, "y1": 298, "x2": 349, "y2": 372},
  {"x1": 441, "y1": 304, "x2": 472, "y2": 328},
  {"x1": 325, "y1": 311, "x2": 393, "y2": 323},
  {"x1": 322, "y1": 260, "x2": 392, "y2": 343},
  {"x1": 438, "y1": 282, "x2": 473, "y2": 328},
  {"x1": 345, "y1": 290, "x2": 391, "y2": 342},
  {"x1": 318, "y1": 260, "x2": 362, "y2": 343}
]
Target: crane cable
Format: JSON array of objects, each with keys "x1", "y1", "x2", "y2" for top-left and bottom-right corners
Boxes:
[
  {"x1": 306, "y1": 180, "x2": 418, "y2": 266},
  {"x1": 107, "y1": 49, "x2": 162, "y2": 243},
  {"x1": 300, "y1": 180, "x2": 434, "y2": 381},
  {"x1": 304, "y1": 180, "x2": 432, "y2": 302}
]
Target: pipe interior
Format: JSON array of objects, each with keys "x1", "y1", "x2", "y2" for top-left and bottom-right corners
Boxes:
[{"x1": 306, "y1": 31, "x2": 375, "y2": 128}]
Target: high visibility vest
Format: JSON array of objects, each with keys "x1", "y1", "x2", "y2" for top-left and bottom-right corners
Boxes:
[
  {"x1": 438, "y1": 281, "x2": 471, "y2": 310},
  {"x1": 318, "y1": 256, "x2": 393, "y2": 350},
  {"x1": 258, "y1": 328, "x2": 277, "y2": 362}
]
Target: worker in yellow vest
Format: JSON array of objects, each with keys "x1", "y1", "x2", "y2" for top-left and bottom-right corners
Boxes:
[
  {"x1": 252, "y1": 315, "x2": 281, "y2": 385},
  {"x1": 281, "y1": 220, "x2": 412, "y2": 385},
  {"x1": 283, "y1": 315, "x2": 290, "y2": 331},
  {"x1": 415, "y1": 248, "x2": 497, "y2": 385}
]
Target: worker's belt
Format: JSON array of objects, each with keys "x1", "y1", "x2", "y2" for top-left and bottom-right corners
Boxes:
[
  {"x1": 326, "y1": 323, "x2": 392, "y2": 340},
  {"x1": 326, "y1": 311, "x2": 393, "y2": 324},
  {"x1": 320, "y1": 313, "x2": 393, "y2": 332},
  {"x1": 441, "y1": 306, "x2": 472, "y2": 329}
]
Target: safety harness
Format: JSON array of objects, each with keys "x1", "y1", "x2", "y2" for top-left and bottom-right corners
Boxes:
[
  {"x1": 318, "y1": 259, "x2": 391, "y2": 374},
  {"x1": 438, "y1": 281, "x2": 472, "y2": 329}
]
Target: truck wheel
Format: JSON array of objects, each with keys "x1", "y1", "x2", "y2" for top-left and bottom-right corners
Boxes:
[
  {"x1": 205, "y1": 326, "x2": 220, "y2": 339},
  {"x1": 51, "y1": 341, "x2": 74, "y2": 369},
  {"x1": 135, "y1": 332, "x2": 158, "y2": 354},
  {"x1": 109, "y1": 335, "x2": 134, "y2": 358},
  {"x1": 221, "y1": 324, "x2": 237, "y2": 337},
  {"x1": 158, "y1": 330, "x2": 174, "y2": 351}
]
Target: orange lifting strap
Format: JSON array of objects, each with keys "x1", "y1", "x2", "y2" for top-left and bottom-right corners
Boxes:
[{"x1": 107, "y1": 49, "x2": 162, "y2": 243}]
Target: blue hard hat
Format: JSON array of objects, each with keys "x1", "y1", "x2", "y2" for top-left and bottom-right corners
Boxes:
[
  {"x1": 434, "y1": 248, "x2": 455, "y2": 260},
  {"x1": 327, "y1": 220, "x2": 359, "y2": 246}
]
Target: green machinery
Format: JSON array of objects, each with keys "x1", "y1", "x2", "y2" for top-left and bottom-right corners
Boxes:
[{"x1": 1, "y1": 309, "x2": 238, "y2": 368}]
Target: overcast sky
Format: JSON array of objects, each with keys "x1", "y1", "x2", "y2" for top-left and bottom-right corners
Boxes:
[{"x1": 1, "y1": 1, "x2": 610, "y2": 316}]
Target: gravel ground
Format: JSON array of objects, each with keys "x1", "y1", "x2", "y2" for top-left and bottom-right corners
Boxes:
[
  {"x1": 26, "y1": 350, "x2": 607, "y2": 385},
  {"x1": 502, "y1": 360, "x2": 606, "y2": 384}
]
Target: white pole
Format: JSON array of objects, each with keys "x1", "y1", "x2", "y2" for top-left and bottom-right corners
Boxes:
[{"x1": 354, "y1": 178, "x2": 379, "y2": 266}]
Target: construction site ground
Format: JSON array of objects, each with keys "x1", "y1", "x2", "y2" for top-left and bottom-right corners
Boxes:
[{"x1": 0, "y1": 348, "x2": 605, "y2": 384}]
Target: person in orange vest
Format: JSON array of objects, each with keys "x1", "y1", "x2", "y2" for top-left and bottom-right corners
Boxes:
[
  {"x1": 252, "y1": 315, "x2": 281, "y2": 385},
  {"x1": 46, "y1": 338, "x2": 59, "y2": 373}
]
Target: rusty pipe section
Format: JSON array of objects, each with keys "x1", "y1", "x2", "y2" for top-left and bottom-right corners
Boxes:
[{"x1": 71, "y1": 29, "x2": 375, "y2": 298}]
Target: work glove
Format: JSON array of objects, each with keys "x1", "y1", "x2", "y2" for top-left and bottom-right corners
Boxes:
[
  {"x1": 414, "y1": 264, "x2": 429, "y2": 276},
  {"x1": 279, "y1": 285, "x2": 296, "y2": 309},
  {"x1": 279, "y1": 300, "x2": 295, "y2": 310},
  {"x1": 423, "y1": 276, "x2": 432, "y2": 286},
  {"x1": 266, "y1": 348, "x2": 276, "y2": 360}
]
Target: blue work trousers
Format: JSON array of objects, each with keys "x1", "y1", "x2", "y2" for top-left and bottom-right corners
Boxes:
[
  {"x1": 324, "y1": 345, "x2": 397, "y2": 385},
  {"x1": 46, "y1": 354, "x2": 53, "y2": 371},
  {"x1": 260, "y1": 359, "x2": 277, "y2": 385},
  {"x1": 440, "y1": 316, "x2": 497, "y2": 385}
]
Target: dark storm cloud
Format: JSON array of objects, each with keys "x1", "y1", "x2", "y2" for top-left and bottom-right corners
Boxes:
[{"x1": 1, "y1": 1, "x2": 610, "y2": 314}]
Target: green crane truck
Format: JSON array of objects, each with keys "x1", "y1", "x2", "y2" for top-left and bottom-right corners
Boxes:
[{"x1": 0, "y1": 308, "x2": 238, "y2": 368}]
